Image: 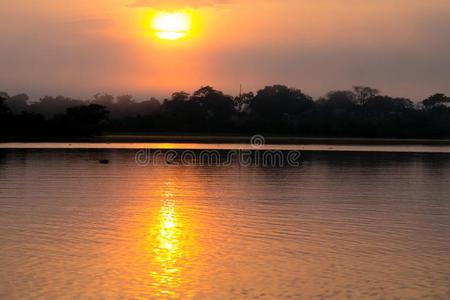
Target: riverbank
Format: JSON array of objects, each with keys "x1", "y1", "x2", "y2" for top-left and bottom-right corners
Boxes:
[{"x1": 2, "y1": 134, "x2": 450, "y2": 145}]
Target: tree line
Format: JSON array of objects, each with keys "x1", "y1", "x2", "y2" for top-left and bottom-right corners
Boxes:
[{"x1": 1, "y1": 86, "x2": 449, "y2": 139}]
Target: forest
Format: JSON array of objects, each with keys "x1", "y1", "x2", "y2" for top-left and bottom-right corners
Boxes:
[{"x1": 1, "y1": 86, "x2": 449, "y2": 139}]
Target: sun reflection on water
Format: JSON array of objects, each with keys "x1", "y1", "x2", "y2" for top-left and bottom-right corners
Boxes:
[{"x1": 149, "y1": 185, "x2": 192, "y2": 298}]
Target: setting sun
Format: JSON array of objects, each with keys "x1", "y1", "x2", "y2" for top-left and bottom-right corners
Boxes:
[{"x1": 151, "y1": 12, "x2": 192, "y2": 40}]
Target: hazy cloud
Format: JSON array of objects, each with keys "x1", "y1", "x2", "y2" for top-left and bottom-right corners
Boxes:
[
  {"x1": 1, "y1": 0, "x2": 450, "y2": 100},
  {"x1": 129, "y1": 0, "x2": 232, "y2": 9}
]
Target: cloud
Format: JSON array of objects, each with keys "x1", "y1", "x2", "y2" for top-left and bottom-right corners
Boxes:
[{"x1": 128, "y1": 0, "x2": 232, "y2": 9}]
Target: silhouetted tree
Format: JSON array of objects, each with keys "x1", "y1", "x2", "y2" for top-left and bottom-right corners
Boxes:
[
  {"x1": 1, "y1": 85, "x2": 450, "y2": 139},
  {"x1": 0, "y1": 94, "x2": 12, "y2": 136},
  {"x1": 319, "y1": 91, "x2": 357, "y2": 111},
  {"x1": 156, "y1": 92, "x2": 200, "y2": 131},
  {"x1": 30, "y1": 96, "x2": 84, "y2": 119},
  {"x1": 55, "y1": 104, "x2": 109, "y2": 136},
  {"x1": 5, "y1": 93, "x2": 29, "y2": 114},
  {"x1": 10, "y1": 112, "x2": 48, "y2": 137},
  {"x1": 171, "y1": 91, "x2": 190, "y2": 102},
  {"x1": 422, "y1": 94, "x2": 449, "y2": 108},
  {"x1": 137, "y1": 98, "x2": 161, "y2": 113},
  {"x1": 0, "y1": 95, "x2": 10, "y2": 117},
  {"x1": 92, "y1": 93, "x2": 115, "y2": 107},
  {"x1": 234, "y1": 92, "x2": 254, "y2": 113},
  {"x1": 311, "y1": 91, "x2": 359, "y2": 136},
  {"x1": 116, "y1": 95, "x2": 134, "y2": 106},
  {"x1": 190, "y1": 86, "x2": 235, "y2": 129},
  {"x1": 353, "y1": 86, "x2": 380, "y2": 105},
  {"x1": 250, "y1": 85, "x2": 314, "y2": 119},
  {"x1": 364, "y1": 96, "x2": 413, "y2": 114}
]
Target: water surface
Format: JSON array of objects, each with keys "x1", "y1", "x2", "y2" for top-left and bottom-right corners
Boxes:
[
  {"x1": 0, "y1": 148, "x2": 449, "y2": 299},
  {"x1": 1, "y1": 142, "x2": 450, "y2": 153}
]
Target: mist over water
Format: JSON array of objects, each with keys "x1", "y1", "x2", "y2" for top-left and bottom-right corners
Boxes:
[{"x1": 0, "y1": 149, "x2": 449, "y2": 299}]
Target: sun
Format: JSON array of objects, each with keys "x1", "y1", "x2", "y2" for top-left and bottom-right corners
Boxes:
[{"x1": 151, "y1": 12, "x2": 192, "y2": 40}]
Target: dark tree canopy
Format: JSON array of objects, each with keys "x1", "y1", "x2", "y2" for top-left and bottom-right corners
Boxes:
[
  {"x1": 364, "y1": 96, "x2": 414, "y2": 114},
  {"x1": 250, "y1": 85, "x2": 314, "y2": 119},
  {"x1": 5, "y1": 93, "x2": 29, "y2": 114},
  {"x1": 0, "y1": 95, "x2": 11, "y2": 117},
  {"x1": 0, "y1": 95, "x2": 13, "y2": 136},
  {"x1": 422, "y1": 94, "x2": 450, "y2": 108},
  {"x1": 191, "y1": 86, "x2": 235, "y2": 125},
  {"x1": 353, "y1": 86, "x2": 380, "y2": 105},
  {"x1": 29, "y1": 96, "x2": 84, "y2": 119},
  {"x1": 1, "y1": 87, "x2": 449, "y2": 139},
  {"x1": 55, "y1": 104, "x2": 109, "y2": 136},
  {"x1": 319, "y1": 91, "x2": 357, "y2": 111}
]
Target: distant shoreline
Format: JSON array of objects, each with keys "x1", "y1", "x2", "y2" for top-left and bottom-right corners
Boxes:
[{"x1": 2, "y1": 134, "x2": 450, "y2": 146}]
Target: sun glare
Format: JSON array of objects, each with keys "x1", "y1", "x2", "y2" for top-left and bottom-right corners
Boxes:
[{"x1": 152, "y1": 12, "x2": 192, "y2": 40}]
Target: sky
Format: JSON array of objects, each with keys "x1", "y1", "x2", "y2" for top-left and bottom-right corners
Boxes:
[{"x1": 1, "y1": 0, "x2": 450, "y2": 100}]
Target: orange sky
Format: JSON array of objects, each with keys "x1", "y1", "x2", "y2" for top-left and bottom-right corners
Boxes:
[{"x1": 1, "y1": 0, "x2": 450, "y2": 100}]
